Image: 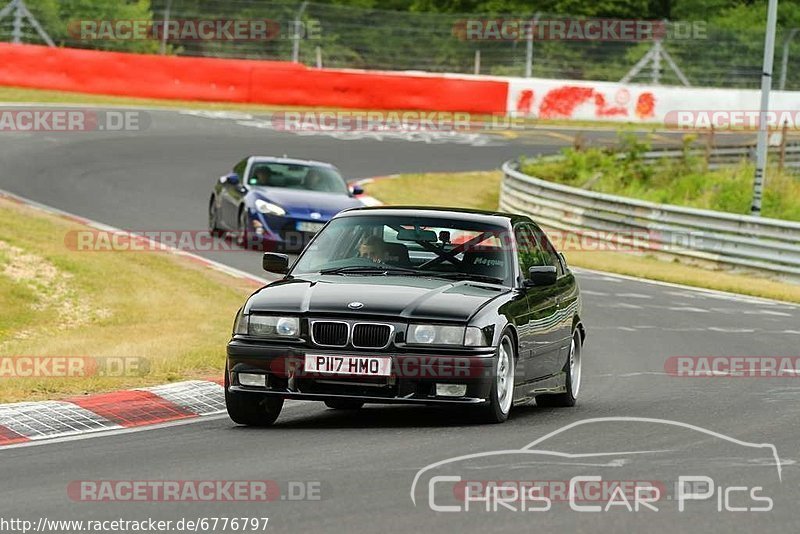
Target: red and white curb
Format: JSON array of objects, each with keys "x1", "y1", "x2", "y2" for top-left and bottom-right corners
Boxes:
[{"x1": 0, "y1": 380, "x2": 225, "y2": 447}]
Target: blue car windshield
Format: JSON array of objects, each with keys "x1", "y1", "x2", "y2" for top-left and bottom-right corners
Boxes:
[
  {"x1": 291, "y1": 215, "x2": 513, "y2": 285},
  {"x1": 248, "y1": 163, "x2": 349, "y2": 195}
]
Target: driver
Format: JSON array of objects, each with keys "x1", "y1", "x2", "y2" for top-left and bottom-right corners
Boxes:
[
  {"x1": 251, "y1": 167, "x2": 272, "y2": 186},
  {"x1": 358, "y1": 235, "x2": 387, "y2": 263}
]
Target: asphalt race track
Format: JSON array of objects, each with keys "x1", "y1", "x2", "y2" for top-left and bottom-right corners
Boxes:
[{"x1": 1, "y1": 108, "x2": 799, "y2": 533}]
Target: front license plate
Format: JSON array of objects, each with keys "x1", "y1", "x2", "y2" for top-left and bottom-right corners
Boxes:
[
  {"x1": 304, "y1": 355, "x2": 392, "y2": 376},
  {"x1": 296, "y1": 221, "x2": 325, "y2": 233}
]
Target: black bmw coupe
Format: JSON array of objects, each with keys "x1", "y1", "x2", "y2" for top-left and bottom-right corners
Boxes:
[{"x1": 225, "y1": 206, "x2": 585, "y2": 424}]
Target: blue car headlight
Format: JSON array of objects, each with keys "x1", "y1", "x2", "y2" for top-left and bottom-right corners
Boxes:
[{"x1": 255, "y1": 199, "x2": 286, "y2": 216}]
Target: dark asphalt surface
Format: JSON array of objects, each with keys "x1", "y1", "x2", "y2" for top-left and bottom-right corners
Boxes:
[{"x1": 1, "y1": 108, "x2": 798, "y2": 533}]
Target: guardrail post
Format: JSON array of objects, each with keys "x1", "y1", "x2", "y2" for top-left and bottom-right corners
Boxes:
[
  {"x1": 704, "y1": 125, "x2": 715, "y2": 171},
  {"x1": 779, "y1": 120, "x2": 788, "y2": 172}
]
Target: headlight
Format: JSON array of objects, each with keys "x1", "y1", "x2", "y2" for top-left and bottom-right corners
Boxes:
[
  {"x1": 408, "y1": 324, "x2": 465, "y2": 346},
  {"x1": 464, "y1": 326, "x2": 490, "y2": 347},
  {"x1": 240, "y1": 315, "x2": 299, "y2": 337},
  {"x1": 255, "y1": 199, "x2": 286, "y2": 216},
  {"x1": 233, "y1": 309, "x2": 248, "y2": 335}
]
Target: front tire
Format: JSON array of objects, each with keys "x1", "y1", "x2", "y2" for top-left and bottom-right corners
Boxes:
[
  {"x1": 324, "y1": 399, "x2": 364, "y2": 410},
  {"x1": 209, "y1": 197, "x2": 224, "y2": 237},
  {"x1": 236, "y1": 207, "x2": 250, "y2": 249},
  {"x1": 536, "y1": 330, "x2": 582, "y2": 408},
  {"x1": 475, "y1": 332, "x2": 516, "y2": 424},
  {"x1": 225, "y1": 366, "x2": 283, "y2": 426}
]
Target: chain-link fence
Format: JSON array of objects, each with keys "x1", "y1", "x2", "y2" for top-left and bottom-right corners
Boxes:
[{"x1": 2, "y1": 0, "x2": 799, "y2": 90}]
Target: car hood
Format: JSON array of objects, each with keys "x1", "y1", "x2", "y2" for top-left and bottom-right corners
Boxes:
[
  {"x1": 251, "y1": 187, "x2": 363, "y2": 219},
  {"x1": 245, "y1": 275, "x2": 509, "y2": 322}
]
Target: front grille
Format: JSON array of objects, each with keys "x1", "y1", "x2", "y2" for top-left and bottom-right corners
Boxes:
[
  {"x1": 352, "y1": 323, "x2": 392, "y2": 349},
  {"x1": 312, "y1": 321, "x2": 348, "y2": 347}
]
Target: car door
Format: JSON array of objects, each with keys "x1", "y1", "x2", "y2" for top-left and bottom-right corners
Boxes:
[
  {"x1": 220, "y1": 158, "x2": 249, "y2": 228},
  {"x1": 532, "y1": 225, "x2": 578, "y2": 367},
  {"x1": 513, "y1": 223, "x2": 562, "y2": 382}
]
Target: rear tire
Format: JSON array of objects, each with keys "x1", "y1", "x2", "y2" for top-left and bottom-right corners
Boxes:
[
  {"x1": 225, "y1": 365, "x2": 283, "y2": 426},
  {"x1": 324, "y1": 399, "x2": 364, "y2": 410},
  {"x1": 536, "y1": 330, "x2": 582, "y2": 408},
  {"x1": 474, "y1": 332, "x2": 516, "y2": 424}
]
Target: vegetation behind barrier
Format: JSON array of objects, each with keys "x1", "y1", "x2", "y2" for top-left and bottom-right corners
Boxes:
[{"x1": 521, "y1": 135, "x2": 800, "y2": 222}]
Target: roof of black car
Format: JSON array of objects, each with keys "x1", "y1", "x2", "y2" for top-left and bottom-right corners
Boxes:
[{"x1": 337, "y1": 205, "x2": 533, "y2": 225}]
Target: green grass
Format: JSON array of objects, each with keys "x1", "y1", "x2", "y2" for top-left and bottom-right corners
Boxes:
[
  {"x1": 364, "y1": 171, "x2": 800, "y2": 304},
  {"x1": 521, "y1": 138, "x2": 800, "y2": 222},
  {"x1": 365, "y1": 172, "x2": 501, "y2": 211},
  {"x1": 0, "y1": 197, "x2": 254, "y2": 403}
]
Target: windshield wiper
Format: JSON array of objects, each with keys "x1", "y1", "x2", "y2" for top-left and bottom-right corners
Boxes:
[
  {"x1": 319, "y1": 265, "x2": 421, "y2": 276},
  {"x1": 426, "y1": 272, "x2": 505, "y2": 285}
]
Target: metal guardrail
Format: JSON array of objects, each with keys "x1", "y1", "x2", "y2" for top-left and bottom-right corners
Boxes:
[
  {"x1": 500, "y1": 160, "x2": 800, "y2": 279},
  {"x1": 640, "y1": 143, "x2": 800, "y2": 170}
]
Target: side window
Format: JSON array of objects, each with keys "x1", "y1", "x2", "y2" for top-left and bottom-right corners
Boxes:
[
  {"x1": 531, "y1": 225, "x2": 564, "y2": 276},
  {"x1": 514, "y1": 224, "x2": 547, "y2": 278},
  {"x1": 233, "y1": 158, "x2": 248, "y2": 177}
]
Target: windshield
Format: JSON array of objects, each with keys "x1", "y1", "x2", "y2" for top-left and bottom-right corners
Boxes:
[
  {"x1": 291, "y1": 214, "x2": 512, "y2": 285},
  {"x1": 247, "y1": 162, "x2": 349, "y2": 194}
]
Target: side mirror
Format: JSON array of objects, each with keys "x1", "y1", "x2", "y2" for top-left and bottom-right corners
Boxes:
[
  {"x1": 223, "y1": 173, "x2": 240, "y2": 186},
  {"x1": 526, "y1": 265, "x2": 557, "y2": 287},
  {"x1": 262, "y1": 253, "x2": 289, "y2": 274},
  {"x1": 350, "y1": 184, "x2": 364, "y2": 196}
]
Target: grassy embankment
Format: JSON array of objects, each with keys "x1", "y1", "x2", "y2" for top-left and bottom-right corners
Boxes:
[{"x1": 0, "y1": 197, "x2": 254, "y2": 402}]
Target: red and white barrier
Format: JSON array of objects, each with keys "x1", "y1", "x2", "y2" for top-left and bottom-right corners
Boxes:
[
  {"x1": 1, "y1": 43, "x2": 799, "y2": 126},
  {"x1": 0, "y1": 43, "x2": 508, "y2": 114},
  {"x1": 507, "y1": 77, "x2": 800, "y2": 125}
]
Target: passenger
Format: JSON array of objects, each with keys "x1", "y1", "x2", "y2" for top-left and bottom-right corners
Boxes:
[{"x1": 305, "y1": 169, "x2": 325, "y2": 191}]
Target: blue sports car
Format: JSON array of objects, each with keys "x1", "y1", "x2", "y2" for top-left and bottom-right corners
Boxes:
[{"x1": 209, "y1": 156, "x2": 365, "y2": 251}]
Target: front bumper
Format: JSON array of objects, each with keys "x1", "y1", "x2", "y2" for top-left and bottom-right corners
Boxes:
[
  {"x1": 249, "y1": 212, "x2": 323, "y2": 251},
  {"x1": 227, "y1": 339, "x2": 496, "y2": 405}
]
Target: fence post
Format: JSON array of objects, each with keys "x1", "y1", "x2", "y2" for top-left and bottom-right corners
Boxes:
[
  {"x1": 473, "y1": 49, "x2": 480, "y2": 75},
  {"x1": 159, "y1": 0, "x2": 172, "y2": 55},
  {"x1": 11, "y1": 0, "x2": 22, "y2": 43},
  {"x1": 292, "y1": 1, "x2": 309, "y2": 63},
  {"x1": 315, "y1": 46, "x2": 322, "y2": 69},
  {"x1": 0, "y1": 0, "x2": 54, "y2": 45},
  {"x1": 779, "y1": 28, "x2": 799, "y2": 90}
]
